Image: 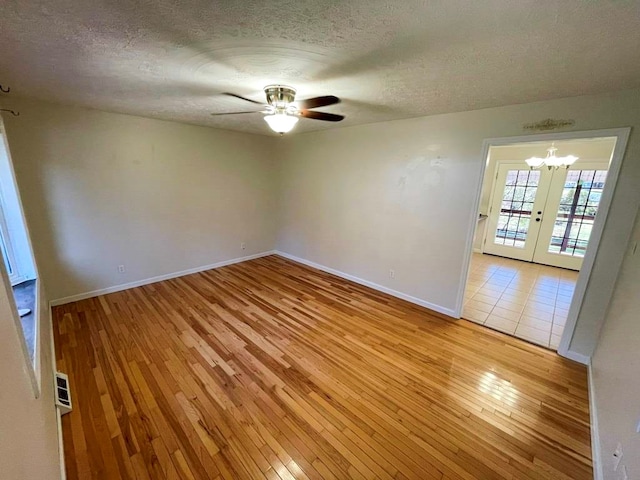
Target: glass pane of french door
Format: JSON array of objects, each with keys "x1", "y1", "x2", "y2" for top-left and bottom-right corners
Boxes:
[
  {"x1": 547, "y1": 170, "x2": 607, "y2": 258},
  {"x1": 493, "y1": 170, "x2": 540, "y2": 249}
]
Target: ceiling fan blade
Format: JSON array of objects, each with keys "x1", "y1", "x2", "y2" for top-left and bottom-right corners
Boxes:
[
  {"x1": 297, "y1": 95, "x2": 341, "y2": 109},
  {"x1": 210, "y1": 111, "x2": 265, "y2": 116},
  {"x1": 222, "y1": 92, "x2": 266, "y2": 105},
  {"x1": 300, "y1": 110, "x2": 345, "y2": 122}
]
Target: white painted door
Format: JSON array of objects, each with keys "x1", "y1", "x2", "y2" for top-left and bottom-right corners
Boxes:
[
  {"x1": 483, "y1": 165, "x2": 552, "y2": 262},
  {"x1": 484, "y1": 162, "x2": 609, "y2": 270},
  {"x1": 532, "y1": 162, "x2": 609, "y2": 270}
]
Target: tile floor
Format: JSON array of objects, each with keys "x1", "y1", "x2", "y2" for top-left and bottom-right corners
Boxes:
[{"x1": 463, "y1": 253, "x2": 578, "y2": 350}]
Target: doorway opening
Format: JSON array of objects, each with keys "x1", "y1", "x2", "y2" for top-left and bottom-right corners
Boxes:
[
  {"x1": 0, "y1": 126, "x2": 38, "y2": 364},
  {"x1": 460, "y1": 134, "x2": 620, "y2": 351}
]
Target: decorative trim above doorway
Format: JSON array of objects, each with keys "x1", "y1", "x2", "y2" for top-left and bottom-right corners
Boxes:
[{"x1": 523, "y1": 118, "x2": 576, "y2": 131}]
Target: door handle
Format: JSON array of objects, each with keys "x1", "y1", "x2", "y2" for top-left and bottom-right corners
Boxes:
[
  {"x1": 537, "y1": 211, "x2": 542, "y2": 215},
  {"x1": 535, "y1": 218, "x2": 541, "y2": 222}
]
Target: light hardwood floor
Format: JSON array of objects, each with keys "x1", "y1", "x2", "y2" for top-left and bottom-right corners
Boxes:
[{"x1": 53, "y1": 255, "x2": 592, "y2": 479}]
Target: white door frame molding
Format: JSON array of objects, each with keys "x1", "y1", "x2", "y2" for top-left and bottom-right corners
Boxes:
[{"x1": 456, "y1": 128, "x2": 631, "y2": 363}]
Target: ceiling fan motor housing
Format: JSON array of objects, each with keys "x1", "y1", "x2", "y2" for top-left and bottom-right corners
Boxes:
[{"x1": 264, "y1": 85, "x2": 297, "y2": 107}]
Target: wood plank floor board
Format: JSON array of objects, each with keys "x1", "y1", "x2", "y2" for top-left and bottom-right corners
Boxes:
[{"x1": 54, "y1": 255, "x2": 592, "y2": 479}]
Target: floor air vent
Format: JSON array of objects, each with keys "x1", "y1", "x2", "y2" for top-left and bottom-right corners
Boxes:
[{"x1": 55, "y1": 372, "x2": 72, "y2": 415}]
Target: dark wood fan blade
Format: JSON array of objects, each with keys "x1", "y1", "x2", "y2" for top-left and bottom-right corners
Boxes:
[
  {"x1": 210, "y1": 111, "x2": 264, "y2": 116},
  {"x1": 297, "y1": 95, "x2": 341, "y2": 109},
  {"x1": 222, "y1": 93, "x2": 266, "y2": 105},
  {"x1": 300, "y1": 110, "x2": 345, "y2": 122}
]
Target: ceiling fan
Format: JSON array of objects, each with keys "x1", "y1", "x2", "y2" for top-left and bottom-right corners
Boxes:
[{"x1": 211, "y1": 85, "x2": 344, "y2": 134}]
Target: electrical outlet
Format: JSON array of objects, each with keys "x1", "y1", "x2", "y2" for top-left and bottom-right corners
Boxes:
[
  {"x1": 613, "y1": 442, "x2": 623, "y2": 471},
  {"x1": 389, "y1": 269, "x2": 395, "y2": 279},
  {"x1": 118, "y1": 265, "x2": 126, "y2": 274},
  {"x1": 241, "y1": 242, "x2": 246, "y2": 250}
]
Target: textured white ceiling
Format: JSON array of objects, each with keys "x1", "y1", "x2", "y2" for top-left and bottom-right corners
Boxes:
[{"x1": 1, "y1": 0, "x2": 640, "y2": 135}]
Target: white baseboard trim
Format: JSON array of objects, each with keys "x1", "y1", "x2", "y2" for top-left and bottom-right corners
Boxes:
[
  {"x1": 274, "y1": 251, "x2": 456, "y2": 317},
  {"x1": 48, "y1": 302, "x2": 66, "y2": 480},
  {"x1": 559, "y1": 347, "x2": 591, "y2": 365},
  {"x1": 473, "y1": 247, "x2": 482, "y2": 253},
  {"x1": 588, "y1": 363, "x2": 603, "y2": 480},
  {"x1": 56, "y1": 407, "x2": 66, "y2": 480},
  {"x1": 50, "y1": 251, "x2": 276, "y2": 306}
]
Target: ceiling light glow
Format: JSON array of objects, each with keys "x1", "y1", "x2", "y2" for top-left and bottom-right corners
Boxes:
[
  {"x1": 525, "y1": 143, "x2": 578, "y2": 170},
  {"x1": 264, "y1": 112, "x2": 298, "y2": 134}
]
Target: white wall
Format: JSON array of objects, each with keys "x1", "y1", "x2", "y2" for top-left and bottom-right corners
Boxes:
[
  {"x1": 0, "y1": 273, "x2": 60, "y2": 478},
  {"x1": 277, "y1": 88, "x2": 640, "y2": 358},
  {"x1": 591, "y1": 208, "x2": 640, "y2": 479},
  {"x1": 2, "y1": 99, "x2": 279, "y2": 301}
]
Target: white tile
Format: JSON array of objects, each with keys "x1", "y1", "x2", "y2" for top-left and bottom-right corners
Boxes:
[
  {"x1": 490, "y1": 306, "x2": 521, "y2": 322},
  {"x1": 484, "y1": 315, "x2": 518, "y2": 335},
  {"x1": 502, "y1": 286, "x2": 531, "y2": 296},
  {"x1": 553, "y1": 315, "x2": 567, "y2": 326},
  {"x1": 558, "y1": 284, "x2": 575, "y2": 294},
  {"x1": 528, "y1": 292, "x2": 557, "y2": 305},
  {"x1": 537, "y1": 273, "x2": 560, "y2": 283},
  {"x1": 495, "y1": 299, "x2": 526, "y2": 313},
  {"x1": 518, "y1": 315, "x2": 552, "y2": 330},
  {"x1": 550, "y1": 334, "x2": 562, "y2": 349},
  {"x1": 465, "y1": 299, "x2": 494, "y2": 314},
  {"x1": 515, "y1": 324, "x2": 551, "y2": 347},
  {"x1": 521, "y1": 308, "x2": 554, "y2": 322},
  {"x1": 478, "y1": 284, "x2": 506, "y2": 296},
  {"x1": 505, "y1": 284, "x2": 532, "y2": 295},
  {"x1": 463, "y1": 307, "x2": 489, "y2": 324},
  {"x1": 524, "y1": 301, "x2": 555, "y2": 315},
  {"x1": 531, "y1": 284, "x2": 558, "y2": 296},
  {"x1": 488, "y1": 273, "x2": 513, "y2": 283},
  {"x1": 468, "y1": 274, "x2": 487, "y2": 283},
  {"x1": 556, "y1": 293, "x2": 574, "y2": 304},
  {"x1": 472, "y1": 293, "x2": 500, "y2": 305}
]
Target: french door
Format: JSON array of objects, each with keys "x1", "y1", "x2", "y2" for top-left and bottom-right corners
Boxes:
[{"x1": 484, "y1": 162, "x2": 609, "y2": 270}]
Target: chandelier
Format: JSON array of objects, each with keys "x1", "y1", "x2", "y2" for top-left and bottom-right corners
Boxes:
[{"x1": 525, "y1": 143, "x2": 578, "y2": 169}]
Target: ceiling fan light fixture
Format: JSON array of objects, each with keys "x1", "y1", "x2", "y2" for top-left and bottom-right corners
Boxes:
[{"x1": 264, "y1": 112, "x2": 298, "y2": 134}]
